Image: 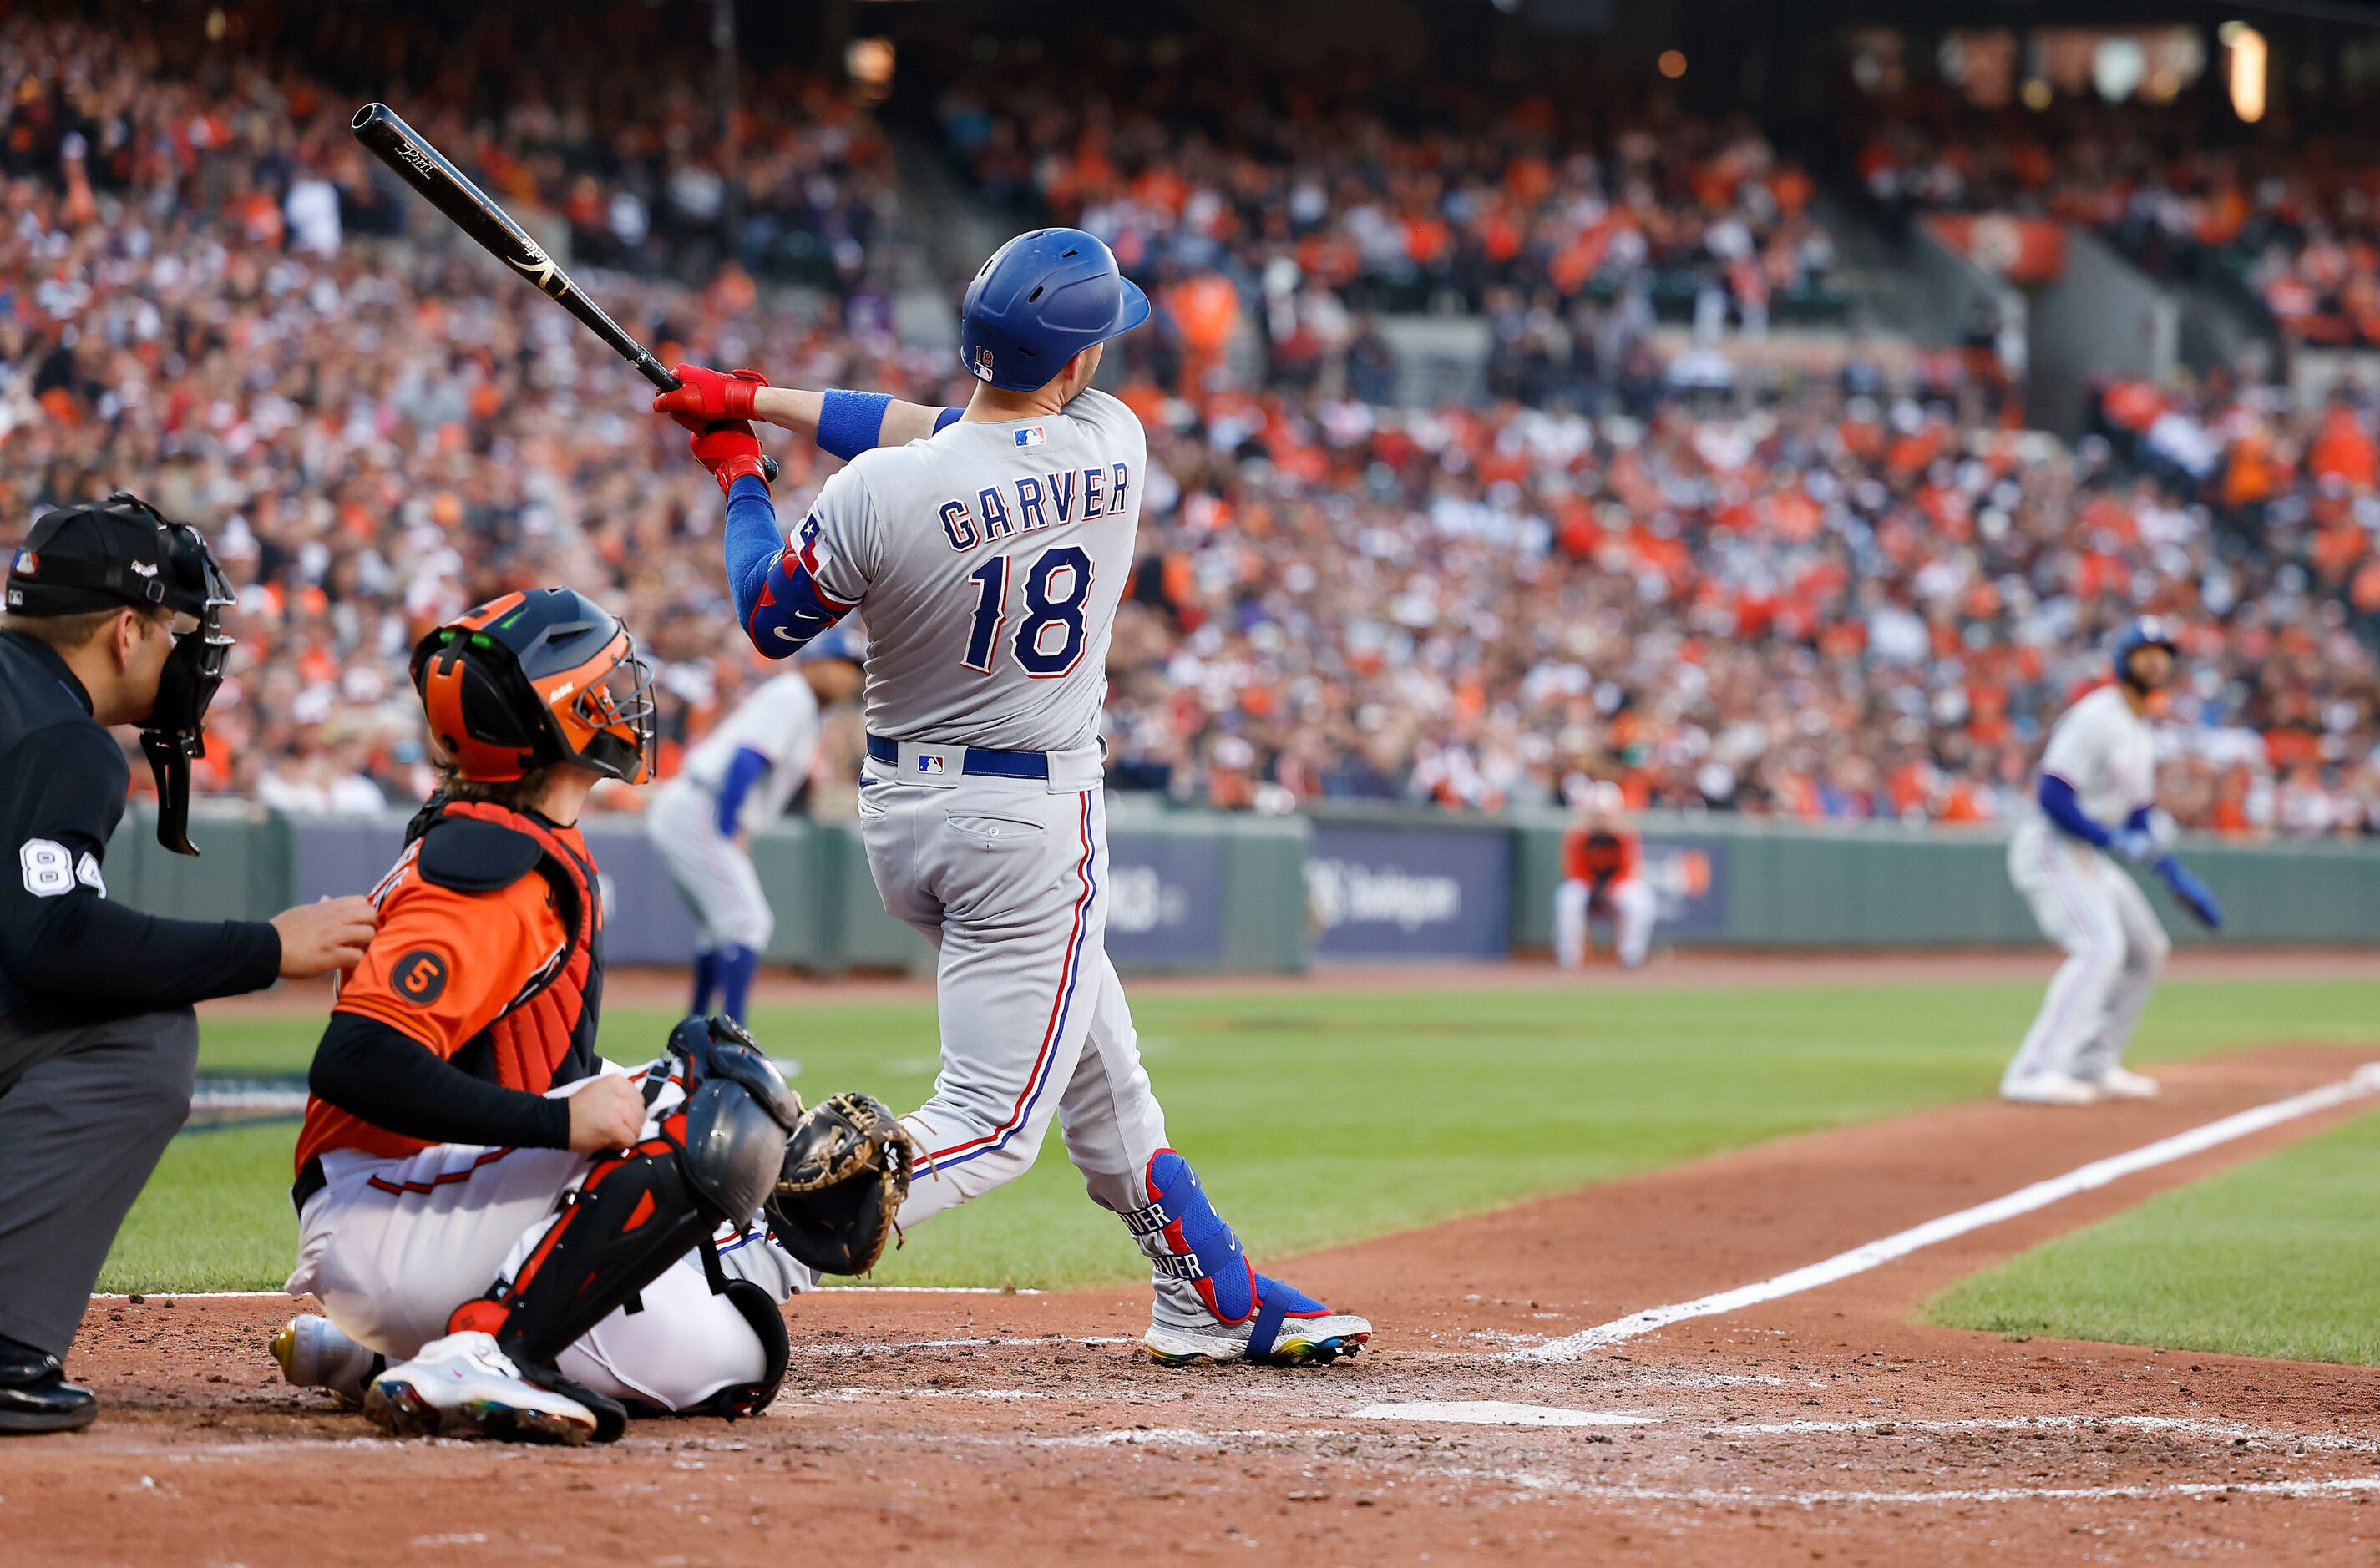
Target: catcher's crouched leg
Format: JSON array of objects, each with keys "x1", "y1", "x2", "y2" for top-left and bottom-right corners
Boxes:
[{"x1": 371, "y1": 1024, "x2": 803, "y2": 1444}]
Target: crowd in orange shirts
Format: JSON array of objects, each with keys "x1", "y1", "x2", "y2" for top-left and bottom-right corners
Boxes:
[
  {"x1": 4, "y1": 13, "x2": 2374, "y2": 836},
  {"x1": 1855, "y1": 95, "x2": 2380, "y2": 349},
  {"x1": 932, "y1": 36, "x2": 1843, "y2": 350}
]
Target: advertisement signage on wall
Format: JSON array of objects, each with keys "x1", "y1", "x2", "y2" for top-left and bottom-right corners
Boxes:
[
  {"x1": 1637, "y1": 836, "x2": 1729, "y2": 937},
  {"x1": 1306, "y1": 825, "x2": 1512, "y2": 959},
  {"x1": 1104, "y1": 834, "x2": 1228, "y2": 969}
]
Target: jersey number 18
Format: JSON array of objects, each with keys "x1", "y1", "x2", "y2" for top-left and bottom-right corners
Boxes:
[{"x1": 962, "y1": 545, "x2": 1093, "y2": 678}]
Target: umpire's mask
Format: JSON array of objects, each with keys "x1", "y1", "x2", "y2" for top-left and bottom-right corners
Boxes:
[{"x1": 6, "y1": 493, "x2": 236, "y2": 856}]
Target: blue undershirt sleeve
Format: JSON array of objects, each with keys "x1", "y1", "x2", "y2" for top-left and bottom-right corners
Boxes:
[
  {"x1": 714, "y1": 746, "x2": 771, "y2": 837},
  {"x1": 2038, "y1": 774, "x2": 2114, "y2": 849}
]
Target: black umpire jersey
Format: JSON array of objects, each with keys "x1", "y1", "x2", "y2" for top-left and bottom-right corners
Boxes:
[{"x1": 0, "y1": 630, "x2": 280, "y2": 1024}]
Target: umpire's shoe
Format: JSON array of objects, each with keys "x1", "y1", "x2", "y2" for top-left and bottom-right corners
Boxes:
[{"x1": 0, "y1": 1334, "x2": 98, "y2": 1434}]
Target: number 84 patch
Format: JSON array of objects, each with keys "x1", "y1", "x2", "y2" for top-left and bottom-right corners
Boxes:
[{"x1": 19, "y1": 838, "x2": 105, "y2": 898}]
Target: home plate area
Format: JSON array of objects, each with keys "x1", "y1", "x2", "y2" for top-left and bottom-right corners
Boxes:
[{"x1": 18, "y1": 1045, "x2": 2380, "y2": 1565}]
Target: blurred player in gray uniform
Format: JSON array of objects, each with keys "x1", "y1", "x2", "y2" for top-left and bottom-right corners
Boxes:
[
  {"x1": 652, "y1": 229, "x2": 1370, "y2": 1365},
  {"x1": 648, "y1": 630, "x2": 863, "y2": 1021},
  {"x1": 2001, "y1": 617, "x2": 2224, "y2": 1105}
]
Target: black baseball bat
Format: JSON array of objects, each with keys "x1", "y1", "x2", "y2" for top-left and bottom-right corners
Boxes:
[{"x1": 352, "y1": 102, "x2": 777, "y2": 480}]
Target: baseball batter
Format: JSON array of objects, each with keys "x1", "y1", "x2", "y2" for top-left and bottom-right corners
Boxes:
[
  {"x1": 653, "y1": 228, "x2": 1370, "y2": 1365},
  {"x1": 648, "y1": 630, "x2": 863, "y2": 1021},
  {"x1": 1554, "y1": 781, "x2": 1655, "y2": 969},
  {"x1": 2001, "y1": 617, "x2": 2223, "y2": 1105}
]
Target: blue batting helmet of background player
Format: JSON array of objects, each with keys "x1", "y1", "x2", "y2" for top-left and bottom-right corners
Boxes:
[
  {"x1": 2111, "y1": 615, "x2": 2179, "y2": 685},
  {"x1": 958, "y1": 228, "x2": 1152, "y2": 392}
]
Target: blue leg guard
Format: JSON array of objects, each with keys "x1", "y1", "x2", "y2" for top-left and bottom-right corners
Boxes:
[
  {"x1": 691, "y1": 948, "x2": 720, "y2": 1016},
  {"x1": 1127, "y1": 1151, "x2": 1340, "y2": 1359},
  {"x1": 1131, "y1": 1149, "x2": 1258, "y2": 1323},
  {"x1": 716, "y1": 944, "x2": 758, "y2": 1023}
]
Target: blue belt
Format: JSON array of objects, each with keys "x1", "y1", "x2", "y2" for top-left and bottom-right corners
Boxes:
[{"x1": 866, "y1": 733, "x2": 1049, "y2": 780}]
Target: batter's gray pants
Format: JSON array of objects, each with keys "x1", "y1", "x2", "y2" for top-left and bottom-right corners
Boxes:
[{"x1": 0, "y1": 1008, "x2": 198, "y2": 1357}]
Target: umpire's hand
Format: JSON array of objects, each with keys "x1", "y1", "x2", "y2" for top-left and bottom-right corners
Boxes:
[{"x1": 270, "y1": 896, "x2": 379, "y2": 978}]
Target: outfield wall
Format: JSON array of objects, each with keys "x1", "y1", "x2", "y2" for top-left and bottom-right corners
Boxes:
[{"x1": 116, "y1": 800, "x2": 2379, "y2": 973}]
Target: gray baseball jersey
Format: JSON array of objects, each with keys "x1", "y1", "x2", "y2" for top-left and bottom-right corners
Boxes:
[{"x1": 798, "y1": 388, "x2": 1142, "y2": 750}]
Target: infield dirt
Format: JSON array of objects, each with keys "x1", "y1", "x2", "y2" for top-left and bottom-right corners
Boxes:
[{"x1": 11, "y1": 1039, "x2": 2380, "y2": 1565}]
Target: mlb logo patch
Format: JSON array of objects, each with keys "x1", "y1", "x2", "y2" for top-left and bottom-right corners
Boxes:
[
  {"x1": 917, "y1": 754, "x2": 946, "y2": 776},
  {"x1": 1014, "y1": 425, "x2": 1047, "y2": 449},
  {"x1": 11, "y1": 550, "x2": 34, "y2": 574},
  {"x1": 972, "y1": 346, "x2": 995, "y2": 382}
]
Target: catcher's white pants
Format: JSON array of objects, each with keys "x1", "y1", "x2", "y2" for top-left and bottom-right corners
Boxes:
[
  {"x1": 856, "y1": 766, "x2": 1172, "y2": 1243},
  {"x1": 2003, "y1": 818, "x2": 2170, "y2": 1090},
  {"x1": 649, "y1": 776, "x2": 774, "y2": 952},
  {"x1": 1554, "y1": 878, "x2": 1655, "y2": 969},
  {"x1": 285, "y1": 1067, "x2": 803, "y2": 1411}
]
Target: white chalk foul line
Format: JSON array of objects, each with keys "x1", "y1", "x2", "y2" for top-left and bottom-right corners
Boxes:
[{"x1": 1511, "y1": 1064, "x2": 2380, "y2": 1363}]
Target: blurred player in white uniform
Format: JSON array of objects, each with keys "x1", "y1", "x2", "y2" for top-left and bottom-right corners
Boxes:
[
  {"x1": 651, "y1": 229, "x2": 1370, "y2": 1366},
  {"x1": 2001, "y1": 618, "x2": 2224, "y2": 1105},
  {"x1": 1554, "y1": 781, "x2": 1656, "y2": 969},
  {"x1": 648, "y1": 630, "x2": 863, "y2": 1021}
]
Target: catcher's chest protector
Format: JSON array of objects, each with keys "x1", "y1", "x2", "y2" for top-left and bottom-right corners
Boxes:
[{"x1": 408, "y1": 797, "x2": 607, "y2": 1094}]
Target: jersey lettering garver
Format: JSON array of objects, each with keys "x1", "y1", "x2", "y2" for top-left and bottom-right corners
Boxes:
[{"x1": 295, "y1": 798, "x2": 604, "y2": 1173}]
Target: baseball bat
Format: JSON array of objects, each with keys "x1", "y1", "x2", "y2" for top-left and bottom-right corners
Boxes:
[{"x1": 352, "y1": 102, "x2": 778, "y2": 480}]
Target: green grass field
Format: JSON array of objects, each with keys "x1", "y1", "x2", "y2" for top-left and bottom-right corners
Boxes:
[
  {"x1": 1926, "y1": 1106, "x2": 2380, "y2": 1366},
  {"x1": 105, "y1": 976, "x2": 2380, "y2": 1302}
]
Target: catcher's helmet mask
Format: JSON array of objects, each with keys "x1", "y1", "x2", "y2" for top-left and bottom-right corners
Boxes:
[{"x1": 410, "y1": 588, "x2": 656, "y2": 786}]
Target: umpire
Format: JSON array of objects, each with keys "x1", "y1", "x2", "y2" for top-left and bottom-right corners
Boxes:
[{"x1": 0, "y1": 494, "x2": 376, "y2": 1434}]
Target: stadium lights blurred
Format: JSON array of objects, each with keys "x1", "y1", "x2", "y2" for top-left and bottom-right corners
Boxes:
[
  {"x1": 2228, "y1": 23, "x2": 2267, "y2": 123},
  {"x1": 1658, "y1": 49, "x2": 1687, "y2": 78},
  {"x1": 847, "y1": 36, "x2": 896, "y2": 101}
]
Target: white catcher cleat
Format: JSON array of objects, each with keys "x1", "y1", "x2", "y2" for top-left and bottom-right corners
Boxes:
[
  {"x1": 362, "y1": 1330, "x2": 596, "y2": 1445},
  {"x1": 270, "y1": 1313, "x2": 382, "y2": 1408},
  {"x1": 2001, "y1": 1071, "x2": 2104, "y2": 1106},
  {"x1": 2092, "y1": 1065, "x2": 2163, "y2": 1100}
]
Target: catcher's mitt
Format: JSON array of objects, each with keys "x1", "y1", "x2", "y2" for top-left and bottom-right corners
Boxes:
[{"x1": 766, "y1": 1092, "x2": 915, "y2": 1276}]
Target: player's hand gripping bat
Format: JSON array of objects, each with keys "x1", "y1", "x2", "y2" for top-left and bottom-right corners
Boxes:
[{"x1": 352, "y1": 102, "x2": 777, "y2": 482}]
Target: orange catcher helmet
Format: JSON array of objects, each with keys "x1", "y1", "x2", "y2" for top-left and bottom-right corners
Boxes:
[{"x1": 409, "y1": 588, "x2": 656, "y2": 785}]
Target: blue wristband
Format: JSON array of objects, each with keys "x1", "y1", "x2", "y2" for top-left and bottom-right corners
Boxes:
[{"x1": 817, "y1": 388, "x2": 893, "y2": 462}]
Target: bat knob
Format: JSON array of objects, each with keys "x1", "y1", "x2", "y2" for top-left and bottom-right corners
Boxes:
[{"x1": 761, "y1": 455, "x2": 781, "y2": 485}]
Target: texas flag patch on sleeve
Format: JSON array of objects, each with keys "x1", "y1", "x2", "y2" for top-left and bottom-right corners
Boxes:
[{"x1": 1014, "y1": 425, "x2": 1047, "y2": 448}]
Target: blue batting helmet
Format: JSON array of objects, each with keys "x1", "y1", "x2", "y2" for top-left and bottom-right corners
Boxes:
[
  {"x1": 957, "y1": 228, "x2": 1152, "y2": 392},
  {"x1": 800, "y1": 623, "x2": 864, "y2": 666},
  {"x1": 2111, "y1": 615, "x2": 2178, "y2": 685}
]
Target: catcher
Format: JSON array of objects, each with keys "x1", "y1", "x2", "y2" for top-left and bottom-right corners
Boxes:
[{"x1": 271, "y1": 588, "x2": 909, "y2": 1444}]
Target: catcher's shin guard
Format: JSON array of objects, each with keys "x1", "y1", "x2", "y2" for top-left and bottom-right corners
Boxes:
[{"x1": 447, "y1": 1059, "x2": 796, "y2": 1432}]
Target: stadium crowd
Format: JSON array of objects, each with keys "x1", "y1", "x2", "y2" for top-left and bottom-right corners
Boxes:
[
  {"x1": 1852, "y1": 96, "x2": 2380, "y2": 348},
  {"x1": 2, "y1": 11, "x2": 2375, "y2": 837},
  {"x1": 932, "y1": 36, "x2": 1845, "y2": 346}
]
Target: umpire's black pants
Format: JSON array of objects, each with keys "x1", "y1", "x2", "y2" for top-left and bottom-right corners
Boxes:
[{"x1": 0, "y1": 1009, "x2": 198, "y2": 1358}]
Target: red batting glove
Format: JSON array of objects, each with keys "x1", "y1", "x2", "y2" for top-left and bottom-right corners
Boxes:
[
  {"x1": 689, "y1": 421, "x2": 769, "y2": 495},
  {"x1": 653, "y1": 364, "x2": 767, "y2": 432}
]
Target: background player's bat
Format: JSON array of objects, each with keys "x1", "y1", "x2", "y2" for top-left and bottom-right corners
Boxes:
[{"x1": 352, "y1": 102, "x2": 777, "y2": 479}]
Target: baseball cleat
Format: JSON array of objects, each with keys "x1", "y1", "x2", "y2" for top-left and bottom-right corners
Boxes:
[
  {"x1": 2092, "y1": 1065, "x2": 2162, "y2": 1100},
  {"x1": 2001, "y1": 1071, "x2": 2103, "y2": 1106},
  {"x1": 362, "y1": 1331, "x2": 596, "y2": 1445},
  {"x1": 270, "y1": 1314, "x2": 382, "y2": 1408},
  {"x1": 1145, "y1": 1278, "x2": 1371, "y2": 1368}
]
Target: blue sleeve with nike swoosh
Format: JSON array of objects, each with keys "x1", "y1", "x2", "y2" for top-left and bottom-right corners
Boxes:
[{"x1": 725, "y1": 474, "x2": 861, "y2": 659}]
